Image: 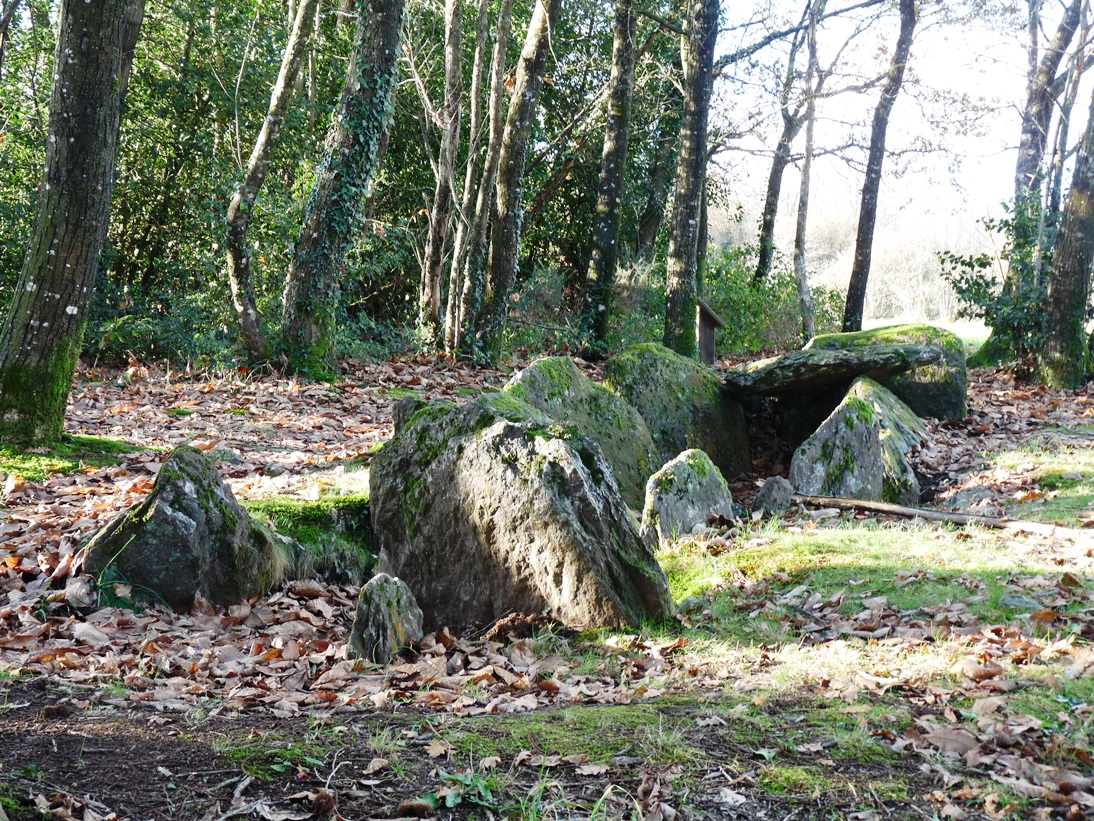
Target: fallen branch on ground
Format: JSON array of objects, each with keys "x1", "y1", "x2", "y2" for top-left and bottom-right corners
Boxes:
[{"x1": 791, "y1": 493, "x2": 1094, "y2": 545}]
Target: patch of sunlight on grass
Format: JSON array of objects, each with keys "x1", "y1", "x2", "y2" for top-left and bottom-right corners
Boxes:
[{"x1": 991, "y1": 445, "x2": 1094, "y2": 526}]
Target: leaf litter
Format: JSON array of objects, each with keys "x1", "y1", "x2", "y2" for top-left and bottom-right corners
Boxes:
[{"x1": 2, "y1": 361, "x2": 1094, "y2": 819}]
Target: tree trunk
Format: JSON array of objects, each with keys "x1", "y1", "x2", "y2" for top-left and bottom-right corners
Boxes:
[
  {"x1": 793, "y1": 0, "x2": 822, "y2": 341},
  {"x1": 663, "y1": 0, "x2": 718, "y2": 357},
  {"x1": 279, "y1": 0, "x2": 404, "y2": 375},
  {"x1": 0, "y1": 0, "x2": 144, "y2": 447},
  {"x1": 754, "y1": 139, "x2": 794, "y2": 283},
  {"x1": 0, "y1": 0, "x2": 22, "y2": 83},
  {"x1": 634, "y1": 111, "x2": 678, "y2": 261},
  {"x1": 473, "y1": 0, "x2": 563, "y2": 357},
  {"x1": 841, "y1": 0, "x2": 915, "y2": 333},
  {"x1": 225, "y1": 0, "x2": 318, "y2": 364},
  {"x1": 453, "y1": 0, "x2": 516, "y2": 354},
  {"x1": 418, "y1": 0, "x2": 463, "y2": 345},
  {"x1": 443, "y1": 0, "x2": 492, "y2": 351},
  {"x1": 583, "y1": 0, "x2": 637, "y2": 347},
  {"x1": 1037, "y1": 83, "x2": 1094, "y2": 388},
  {"x1": 1013, "y1": 0, "x2": 1082, "y2": 249}
]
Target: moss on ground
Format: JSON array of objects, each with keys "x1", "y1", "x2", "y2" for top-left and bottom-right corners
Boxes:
[{"x1": 0, "y1": 434, "x2": 137, "y2": 481}]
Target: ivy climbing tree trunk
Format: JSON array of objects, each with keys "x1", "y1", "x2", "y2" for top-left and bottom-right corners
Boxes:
[
  {"x1": 0, "y1": 0, "x2": 145, "y2": 447},
  {"x1": 663, "y1": 0, "x2": 718, "y2": 357},
  {"x1": 279, "y1": 0, "x2": 404, "y2": 374},
  {"x1": 417, "y1": 0, "x2": 462, "y2": 346},
  {"x1": 584, "y1": 0, "x2": 637, "y2": 348},
  {"x1": 225, "y1": 0, "x2": 318, "y2": 365},
  {"x1": 1037, "y1": 82, "x2": 1094, "y2": 389},
  {"x1": 473, "y1": 0, "x2": 563, "y2": 357},
  {"x1": 841, "y1": 0, "x2": 915, "y2": 333}
]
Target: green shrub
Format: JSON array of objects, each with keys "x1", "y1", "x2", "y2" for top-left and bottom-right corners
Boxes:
[{"x1": 704, "y1": 245, "x2": 843, "y2": 353}]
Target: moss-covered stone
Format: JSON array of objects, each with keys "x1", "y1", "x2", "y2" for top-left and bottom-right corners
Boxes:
[
  {"x1": 788, "y1": 378, "x2": 927, "y2": 505},
  {"x1": 81, "y1": 445, "x2": 293, "y2": 610},
  {"x1": 603, "y1": 343, "x2": 750, "y2": 481},
  {"x1": 370, "y1": 393, "x2": 674, "y2": 629},
  {"x1": 640, "y1": 449, "x2": 734, "y2": 545},
  {"x1": 348, "y1": 573, "x2": 423, "y2": 664},
  {"x1": 503, "y1": 357, "x2": 659, "y2": 508},
  {"x1": 805, "y1": 324, "x2": 967, "y2": 420}
]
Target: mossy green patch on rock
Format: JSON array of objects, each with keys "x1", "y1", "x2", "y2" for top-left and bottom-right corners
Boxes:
[
  {"x1": 604, "y1": 344, "x2": 749, "y2": 482},
  {"x1": 806, "y1": 324, "x2": 967, "y2": 420},
  {"x1": 503, "y1": 357, "x2": 659, "y2": 507},
  {"x1": 243, "y1": 493, "x2": 374, "y2": 584}
]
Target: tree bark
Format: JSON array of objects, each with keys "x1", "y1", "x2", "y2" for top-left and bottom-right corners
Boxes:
[
  {"x1": 583, "y1": 0, "x2": 638, "y2": 347},
  {"x1": 443, "y1": 0, "x2": 492, "y2": 352},
  {"x1": 418, "y1": 0, "x2": 463, "y2": 345},
  {"x1": 634, "y1": 109, "x2": 679, "y2": 261},
  {"x1": 0, "y1": 0, "x2": 144, "y2": 446},
  {"x1": 793, "y1": 0, "x2": 822, "y2": 342},
  {"x1": 1037, "y1": 82, "x2": 1094, "y2": 388},
  {"x1": 841, "y1": 0, "x2": 915, "y2": 333},
  {"x1": 473, "y1": 0, "x2": 563, "y2": 357},
  {"x1": 225, "y1": 0, "x2": 319, "y2": 364},
  {"x1": 0, "y1": 0, "x2": 22, "y2": 83},
  {"x1": 453, "y1": 0, "x2": 516, "y2": 354},
  {"x1": 279, "y1": 0, "x2": 404, "y2": 375},
  {"x1": 663, "y1": 0, "x2": 718, "y2": 357},
  {"x1": 1013, "y1": 0, "x2": 1082, "y2": 249}
]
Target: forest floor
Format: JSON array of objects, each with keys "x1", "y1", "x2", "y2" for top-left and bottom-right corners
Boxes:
[{"x1": 1, "y1": 357, "x2": 1094, "y2": 821}]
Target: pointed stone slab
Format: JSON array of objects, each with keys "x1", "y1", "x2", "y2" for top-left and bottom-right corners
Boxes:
[{"x1": 724, "y1": 344, "x2": 944, "y2": 398}]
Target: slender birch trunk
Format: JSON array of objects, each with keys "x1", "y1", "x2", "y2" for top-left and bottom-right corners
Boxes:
[
  {"x1": 418, "y1": 0, "x2": 463, "y2": 345},
  {"x1": 225, "y1": 0, "x2": 319, "y2": 363}
]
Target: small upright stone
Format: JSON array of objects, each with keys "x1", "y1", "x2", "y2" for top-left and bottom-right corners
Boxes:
[
  {"x1": 81, "y1": 445, "x2": 292, "y2": 610},
  {"x1": 640, "y1": 450, "x2": 734, "y2": 546},
  {"x1": 753, "y1": 476, "x2": 794, "y2": 515},
  {"x1": 348, "y1": 573, "x2": 424, "y2": 664}
]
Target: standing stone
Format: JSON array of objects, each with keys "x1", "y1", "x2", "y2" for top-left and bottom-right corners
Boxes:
[
  {"x1": 603, "y1": 343, "x2": 750, "y2": 481},
  {"x1": 789, "y1": 390, "x2": 885, "y2": 501},
  {"x1": 503, "y1": 356, "x2": 658, "y2": 508},
  {"x1": 348, "y1": 573, "x2": 424, "y2": 664},
  {"x1": 370, "y1": 394, "x2": 673, "y2": 630},
  {"x1": 640, "y1": 450, "x2": 734, "y2": 546},
  {"x1": 788, "y1": 377, "x2": 926, "y2": 504},
  {"x1": 81, "y1": 445, "x2": 292, "y2": 610}
]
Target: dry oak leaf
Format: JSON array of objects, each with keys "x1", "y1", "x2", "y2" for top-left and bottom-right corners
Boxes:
[
  {"x1": 925, "y1": 728, "x2": 980, "y2": 756},
  {"x1": 425, "y1": 738, "x2": 451, "y2": 758}
]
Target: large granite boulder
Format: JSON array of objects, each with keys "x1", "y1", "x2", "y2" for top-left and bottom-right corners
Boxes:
[
  {"x1": 503, "y1": 357, "x2": 659, "y2": 509},
  {"x1": 724, "y1": 345, "x2": 944, "y2": 397},
  {"x1": 348, "y1": 573, "x2": 424, "y2": 664},
  {"x1": 639, "y1": 450, "x2": 734, "y2": 546},
  {"x1": 603, "y1": 343, "x2": 750, "y2": 481},
  {"x1": 805, "y1": 324, "x2": 967, "y2": 420},
  {"x1": 370, "y1": 394, "x2": 674, "y2": 630},
  {"x1": 81, "y1": 445, "x2": 292, "y2": 610},
  {"x1": 788, "y1": 378, "x2": 926, "y2": 504}
]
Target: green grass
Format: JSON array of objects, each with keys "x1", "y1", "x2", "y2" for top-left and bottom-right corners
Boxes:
[
  {"x1": 0, "y1": 434, "x2": 137, "y2": 480},
  {"x1": 165, "y1": 407, "x2": 194, "y2": 417},
  {"x1": 991, "y1": 443, "x2": 1094, "y2": 525}
]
